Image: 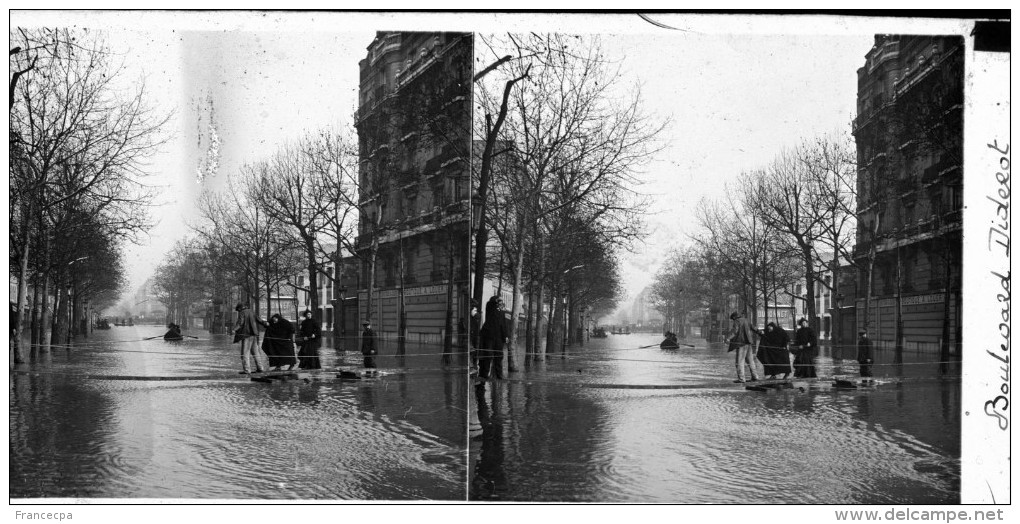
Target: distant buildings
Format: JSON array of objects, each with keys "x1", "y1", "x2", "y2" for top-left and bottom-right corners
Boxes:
[
  {"x1": 851, "y1": 35, "x2": 963, "y2": 353},
  {"x1": 345, "y1": 32, "x2": 472, "y2": 345}
]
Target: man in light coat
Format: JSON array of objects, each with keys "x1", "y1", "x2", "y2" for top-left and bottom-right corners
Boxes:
[
  {"x1": 234, "y1": 303, "x2": 267, "y2": 374},
  {"x1": 729, "y1": 311, "x2": 760, "y2": 383}
]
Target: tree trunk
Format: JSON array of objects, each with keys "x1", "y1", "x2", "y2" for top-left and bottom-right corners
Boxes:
[
  {"x1": 40, "y1": 272, "x2": 51, "y2": 351},
  {"x1": 51, "y1": 281, "x2": 69, "y2": 347},
  {"x1": 365, "y1": 213, "x2": 382, "y2": 325},
  {"x1": 532, "y1": 241, "x2": 546, "y2": 360},
  {"x1": 524, "y1": 280, "x2": 534, "y2": 358},
  {"x1": 305, "y1": 237, "x2": 319, "y2": 322},
  {"x1": 31, "y1": 279, "x2": 40, "y2": 350},
  {"x1": 506, "y1": 229, "x2": 526, "y2": 373},
  {"x1": 13, "y1": 206, "x2": 31, "y2": 364},
  {"x1": 863, "y1": 215, "x2": 881, "y2": 336},
  {"x1": 801, "y1": 243, "x2": 817, "y2": 334},
  {"x1": 546, "y1": 287, "x2": 559, "y2": 357}
]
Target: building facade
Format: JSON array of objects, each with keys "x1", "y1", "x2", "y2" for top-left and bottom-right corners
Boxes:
[
  {"x1": 852, "y1": 35, "x2": 963, "y2": 353},
  {"x1": 349, "y1": 32, "x2": 472, "y2": 346}
]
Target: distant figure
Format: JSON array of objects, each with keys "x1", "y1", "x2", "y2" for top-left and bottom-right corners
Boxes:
[
  {"x1": 361, "y1": 321, "x2": 377, "y2": 372},
  {"x1": 469, "y1": 299, "x2": 481, "y2": 380},
  {"x1": 163, "y1": 323, "x2": 183, "y2": 341},
  {"x1": 297, "y1": 310, "x2": 322, "y2": 370},
  {"x1": 263, "y1": 313, "x2": 297, "y2": 371},
  {"x1": 234, "y1": 303, "x2": 268, "y2": 374},
  {"x1": 660, "y1": 331, "x2": 680, "y2": 350},
  {"x1": 478, "y1": 296, "x2": 509, "y2": 380},
  {"x1": 756, "y1": 322, "x2": 791, "y2": 379},
  {"x1": 793, "y1": 318, "x2": 818, "y2": 378},
  {"x1": 857, "y1": 330, "x2": 874, "y2": 379},
  {"x1": 728, "y1": 312, "x2": 760, "y2": 383}
]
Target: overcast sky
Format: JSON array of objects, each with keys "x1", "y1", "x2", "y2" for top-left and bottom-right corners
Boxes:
[{"x1": 9, "y1": 12, "x2": 974, "y2": 314}]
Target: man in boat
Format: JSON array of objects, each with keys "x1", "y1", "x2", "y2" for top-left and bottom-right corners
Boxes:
[
  {"x1": 660, "y1": 331, "x2": 680, "y2": 350},
  {"x1": 234, "y1": 303, "x2": 268, "y2": 374},
  {"x1": 163, "y1": 323, "x2": 183, "y2": 341}
]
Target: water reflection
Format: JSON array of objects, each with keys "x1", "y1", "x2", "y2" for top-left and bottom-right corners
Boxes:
[
  {"x1": 10, "y1": 326, "x2": 466, "y2": 500},
  {"x1": 471, "y1": 334, "x2": 960, "y2": 503}
]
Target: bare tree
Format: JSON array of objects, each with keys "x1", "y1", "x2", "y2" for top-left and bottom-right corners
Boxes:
[
  {"x1": 477, "y1": 33, "x2": 665, "y2": 371},
  {"x1": 9, "y1": 28, "x2": 167, "y2": 362}
]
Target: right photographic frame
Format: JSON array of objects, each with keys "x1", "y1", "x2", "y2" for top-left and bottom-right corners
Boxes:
[{"x1": 467, "y1": 12, "x2": 1010, "y2": 505}]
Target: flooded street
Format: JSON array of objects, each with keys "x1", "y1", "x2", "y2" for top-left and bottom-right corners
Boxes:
[
  {"x1": 10, "y1": 326, "x2": 467, "y2": 500},
  {"x1": 471, "y1": 333, "x2": 960, "y2": 503}
]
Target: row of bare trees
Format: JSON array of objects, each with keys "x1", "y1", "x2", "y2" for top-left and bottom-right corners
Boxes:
[
  {"x1": 150, "y1": 131, "x2": 359, "y2": 331},
  {"x1": 9, "y1": 28, "x2": 168, "y2": 362},
  {"x1": 474, "y1": 34, "x2": 665, "y2": 371},
  {"x1": 651, "y1": 130, "x2": 858, "y2": 338}
]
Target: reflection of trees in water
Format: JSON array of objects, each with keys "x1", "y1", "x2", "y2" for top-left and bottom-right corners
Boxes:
[
  {"x1": 10, "y1": 373, "x2": 121, "y2": 497},
  {"x1": 471, "y1": 380, "x2": 612, "y2": 501}
]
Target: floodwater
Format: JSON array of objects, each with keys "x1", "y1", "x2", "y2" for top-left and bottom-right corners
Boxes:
[
  {"x1": 471, "y1": 333, "x2": 961, "y2": 503},
  {"x1": 9, "y1": 326, "x2": 467, "y2": 500}
]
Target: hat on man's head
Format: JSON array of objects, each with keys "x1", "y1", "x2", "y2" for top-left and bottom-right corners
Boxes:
[
  {"x1": 235, "y1": 303, "x2": 246, "y2": 312},
  {"x1": 362, "y1": 320, "x2": 371, "y2": 326},
  {"x1": 858, "y1": 329, "x2": 868, "y2": 335},
  {"x1": 730, "y1": 312, "x2": 741, "y2": 320}
]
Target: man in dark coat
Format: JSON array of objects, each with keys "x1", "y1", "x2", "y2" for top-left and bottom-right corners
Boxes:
[
  {"x1": 297, "y1": 310, "x2": 322, "y2": 369},
  {"x1": 234, "y1": 303, "x2": 268, "y2": 374},
  {"x1": 857, "y1": 330, "x2": 874, "y2": 379},
  {"x1": 793, "y1": 318, "x2": 818, "y2": 378},
  {"x1": 469, "y1": 299, "x2": 481, "y2": 379},
  {"x1": 478, "y1": 296, "x2": 509, "y2": 380},
  {"x1": 660, "y1": 331, "x2": 680, "y2": 350},
  {"x1": 729, "y1": 312, "x2": 760, "y2": 383},
  {"x1": 757, "y1": 322, "x2": 791, "y2": 379},
  {"x1": 361, "y1": 321, "x2": 377, "y2": 371}
]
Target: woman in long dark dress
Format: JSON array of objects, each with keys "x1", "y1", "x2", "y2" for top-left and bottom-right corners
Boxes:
[
  {"x1": 262, "y1": 313, "x2": 297, "y2": 371},
  {"x1": 756, "y1": 322, "x2": 792, "y2": 379},
  {"x1": 793, "y1": 318, "x2": 818, "y2": 378},
  {"x1": 297, "y1": 310, "x2": 322, "y2": 369}
]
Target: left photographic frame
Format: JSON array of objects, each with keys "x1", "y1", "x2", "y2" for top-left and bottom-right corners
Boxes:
[{"x1": 9, "y1": 11, "x2": 473, "y2": 502}]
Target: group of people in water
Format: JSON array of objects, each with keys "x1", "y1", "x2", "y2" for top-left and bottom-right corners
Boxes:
[
  {"x1": 230, "y1": 302, "x2": 382, "y2": 375},
  {"x1": 727, "y1": 311, "x2": 876, "y2": 383},
  {"x1": 233, "y1": 303, "x2": 323, "y2": 374}
]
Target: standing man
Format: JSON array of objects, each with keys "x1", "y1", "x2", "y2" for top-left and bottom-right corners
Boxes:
[
  {"x1": 728, "y1": 311, "x2": 760, "y2": 383},
  {"x1": 478, "y1": 296, "x2": 509, "y2": 380},
  {"x1": 469, "y1": 299, "x2": 481, "y2": 381},
  {"x1": 361, "y1": 320, "x2": 377, "y2": 374},
  {"x1": 234, "y1": 303, "x2": 267, "y2": 374},
  {"x1": 857, "y1": 329, "x2": 874, "y2": 380}
]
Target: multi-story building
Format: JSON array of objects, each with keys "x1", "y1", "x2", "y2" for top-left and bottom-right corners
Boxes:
[
  {"x1": 348, "y1": 32, "x2": 472, "y2": 346},
  {"x1": 851, "y1": 35, "x2": 963, "y2": 353}
]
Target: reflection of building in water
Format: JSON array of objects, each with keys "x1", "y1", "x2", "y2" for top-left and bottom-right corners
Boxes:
[
  {"x1": 851, "y1": 35, "x2": 963, "y2": 353},
  {"x1": 345, "y1": 32, "x2": 472, "y2": 345}
]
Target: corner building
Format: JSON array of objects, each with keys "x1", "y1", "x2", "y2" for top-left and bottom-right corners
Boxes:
[
  {"x1": 852, "y1": 35, "x2": 963, "y2": 354},
  {"x1": 348, "y1": 32, "x2": 472, "y2": 346}
]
